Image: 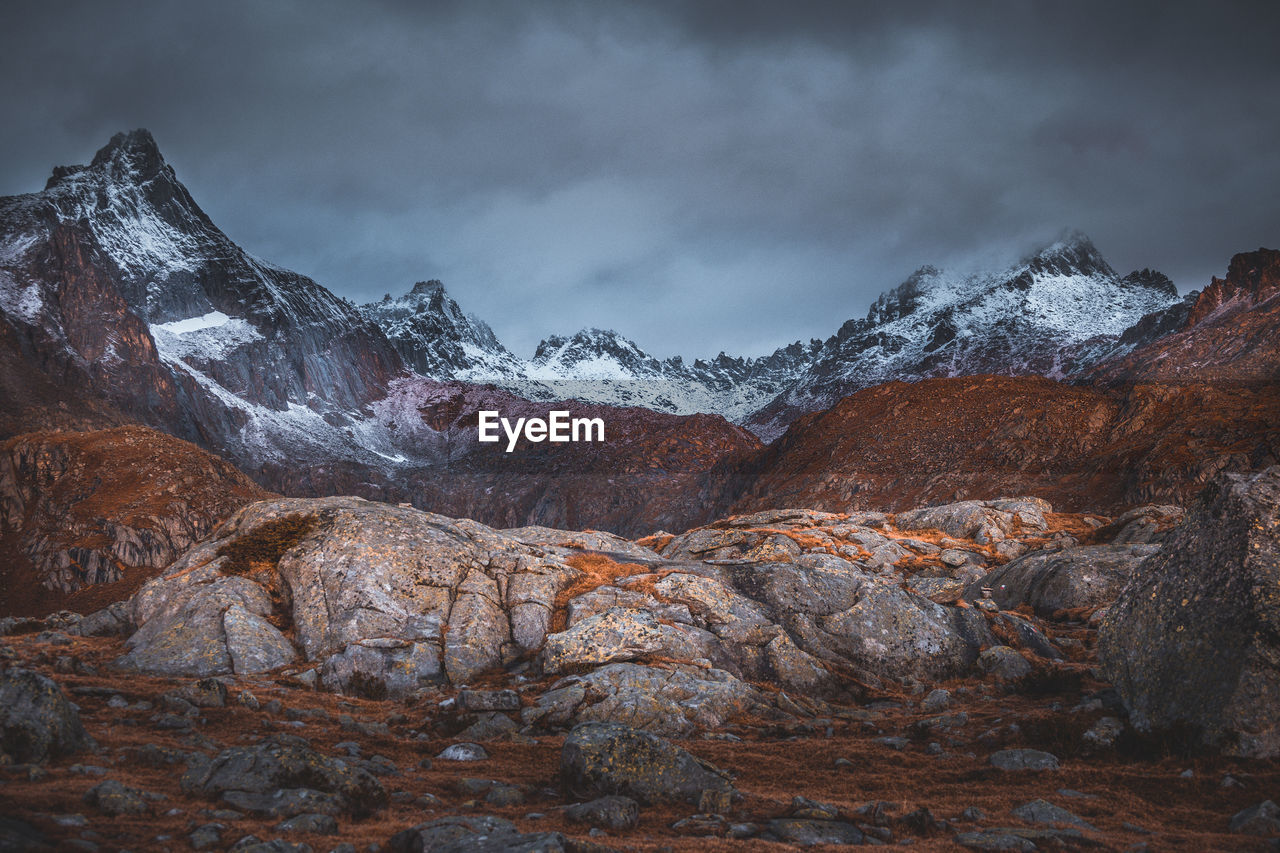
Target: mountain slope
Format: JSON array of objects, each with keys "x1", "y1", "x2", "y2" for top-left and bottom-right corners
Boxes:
[
  {"x1": 1089, "y1": 247, "x2": 1280, "y2": 385},
  {"x1": 0, "y1": 129, "x2": 406, "y2": 470},
  {"x1": 0, "y1": 425, "x2": 272, "y2": 615},
  {"x1": 733, "y1": 375, "x2": 1280, "y2": 516}
]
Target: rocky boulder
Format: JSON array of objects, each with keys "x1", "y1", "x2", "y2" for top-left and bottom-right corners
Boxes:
[
  {"x1": 560, "y1": 721, "x2": 736, "y2": 805},
  {"x1": 386, "y1": 816, "x2": 572, "y2": 853},
  {"x1": 965, "y1": 544, "x2": 1158, "y2": 616},
  {"x1": 1098, "y1": 467, "x2": 1280, "y2": 757},
  {"x1": 896, "y1": 497, "x2": 1051, "y2": 545},
  {"x1": 524, "y1": 662, "x2": 781, "y2": 736},
  {"x1": 180, "y1": 734, "x2": 387, "y2": 818},
  {"x1": 0, "y1": 667, "x2": 95, "y2": 763},
  {"x1": 119, "y1": 497, "x2": 591, "y2": 694}
]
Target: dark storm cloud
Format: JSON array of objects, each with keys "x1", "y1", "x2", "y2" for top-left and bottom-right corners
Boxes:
[{"x1": 2, "y1": 1, "x2": 1277, "y2": 358}]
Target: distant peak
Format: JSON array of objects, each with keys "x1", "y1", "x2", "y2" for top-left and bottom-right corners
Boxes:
[
  {"x1": 1032, "y1": 228, "x2": 1098, "y2": 258},
  {"x1": 88, "y1": 129, "x2": 166, "y2": 178},
  {"x1": 409, "y1": 279, "x2": 445, "y2": 297},
  {"x1": 1024, "y1": 229, "x2": 1113, "y2": 277}
]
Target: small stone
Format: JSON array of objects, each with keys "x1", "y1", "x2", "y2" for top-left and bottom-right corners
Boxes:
[
  {"x1": 457, "y1": 689, "x2": 521, "y2": 713},
  {"x1": 1012, "y1": 798, "x2": 1096, "y2": 830},
  {"x1": 69, "y1": 764, "x2": 109, "y2": 776},
  {"x1": 791, "y1": 795, "x2": 840, "y2": 820},
  {"x1": 436, "y1": 743, "x2": 488, "y2": 762},
  {"x1": 978, "y1": 646, "x2": 1033, "y2": 681},
  {"x1": 1083, "y1": 717, "x2": 1124, "y2": 749},
  {"x1": 672, "y1": 813, "x2": 728, "y2": 837},
  {"x1": 276, "y1": 813, "x2": 338, "y2": 834},
  {"x1": 874, "y1": 736, "x2": 909, "y2": 750},
  {"x1": 768, "y1": 818, "x2": 865, "y2": 846},
  {"x1": 189, "y1": 823, "x2": 224, "y2": 850},
  {"x1": 922, "y1": 689, "x2": 951, "y2": 713},
  {"x1": 961, "y1": 806, "x2": 986, "y2": 822},
  {"x1": 484, "y1": 784, "x2": 525, "y2": 807},
  {"x1": 954, "y1": 830, "x2": 1036, "y2": 851},
  {"x1": 565, "y1": 795, "x2": 639, "y2": 831},
  {"x1": 84, "y1": 780, "x2": 151, "y2": 815},
  {"x1": 989, "y1": 749, "x2": 1060, "y2": 772}
]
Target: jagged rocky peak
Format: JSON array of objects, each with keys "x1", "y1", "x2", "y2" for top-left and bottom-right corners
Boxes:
[
  {"x1": 361, "y1": 278, "x2": 515, "y2": 379},
  {"x1": 410, "y1": 279, "x2": 445, "y2": 297},
  {"x1": 865, "y1": 264, "x2": 941, "y2": 327},
  {"x1": 1121, "y1": 268, "x2": 1178, "y2": 297},
  {"x1": 45, "y1": 129, "x2": 166, "y2": 190},
  {"x1": 531, "y1": 327, "x2": 649, "y2": 365},
  {"x1": 1023, "y1": 229, "x2": 1114, "y2": 278}
]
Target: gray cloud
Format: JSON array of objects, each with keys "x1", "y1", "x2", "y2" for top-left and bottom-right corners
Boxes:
[{"x1": 2, "y1": 0, "x2": 1277, "y2": 358}]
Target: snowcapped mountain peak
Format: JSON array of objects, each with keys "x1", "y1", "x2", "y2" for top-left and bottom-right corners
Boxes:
[
  {"x1": 44, "y1": 129, "x2": 167, "y2": 191},
  {"x1": 88, "y1": 129, "x2": 167, "y2": 181},
  {"x1": 745, "y1": 231, "x2": 1182, "y2": 440},
  {"x1": 531, "y1": 327, "x2": 645, "y2": 365},
  {"x1": 1025, "y1": 231, "x2": 1113, "y2": 278},
  {"x1": 361, "y1": 279, "x2": 519, "y2": 379}
]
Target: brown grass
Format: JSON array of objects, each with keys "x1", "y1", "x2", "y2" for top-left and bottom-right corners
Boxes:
[
  {"x1": 216, "y1": 514, "x2": 318, "y2": 577},
  {"x1": 0, "y1": 631, "x2": 1275, "y2": 852},
  {"x1": 549, "y1": 552, "x2": 650, "y2": 633}
]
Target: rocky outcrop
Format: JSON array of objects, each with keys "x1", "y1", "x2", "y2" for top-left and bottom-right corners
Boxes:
[
  {"x1": 180, "y1": 734, "x2": 388, "y2": 817},
  {"x1": 0, "y1": 426, "x2": 271, "y2": 613},
  {"x1": 1098, "y1": 467, "x2": 1280, "y2": 757},
  {"x1": 964, "y1": 544, "x2": 1158, "y2": 616},
  {"x1": 115, "y1": 495, "x2": 1081, "y2": 731}
]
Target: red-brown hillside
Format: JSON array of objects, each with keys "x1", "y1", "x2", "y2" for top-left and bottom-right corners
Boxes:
[
  {"x1": 1091, "y1": 247, "x2": 1280, "y2": 384},
  {"x1": 0, "y1": 425, "x2": 273, "y2": 616},
  {"x1": 732, "y1": 375, "x2": 1279, "y2": 515}
]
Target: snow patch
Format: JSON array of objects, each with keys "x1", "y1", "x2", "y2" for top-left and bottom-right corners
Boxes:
[{"x1": 150, "y1": 311, "x2": 263, "y2": 362}]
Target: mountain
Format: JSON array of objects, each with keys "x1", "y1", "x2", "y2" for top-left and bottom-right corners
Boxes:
[
  {"x1": 743, "y1": 232, "x2": 1184, "y2": 440},
  {"x1": 359, "y1": 231, "x2": 1187, "y2": 442},
  {"x1": 735, "y1": 247, "x2": 1280, "y2": 515},
  {"x1": 0, "y1": 130, "x2": 762, "y2": 540},
  {"x1": 0, "y1": 129, "x2": 405, "y2": 469},
  {"x1": 734, "y1": 374, "x2": 1280, "y2": 517},
  {"x1": 362, "y1": 287, "x2": 819, "y2": 422},
  {"x1": 361, "y1": 279, "x2": 523, "y2": 379}
]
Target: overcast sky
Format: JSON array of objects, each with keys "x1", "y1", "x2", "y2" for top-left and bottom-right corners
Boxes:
[{"x1": 2, "y1": 1, "x2": 1277, "y2": 358}]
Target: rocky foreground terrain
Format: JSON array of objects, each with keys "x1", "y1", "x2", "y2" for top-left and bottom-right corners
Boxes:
[{"x1": 1, "y1": 468, "x2": 1278, "y2": 851}]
